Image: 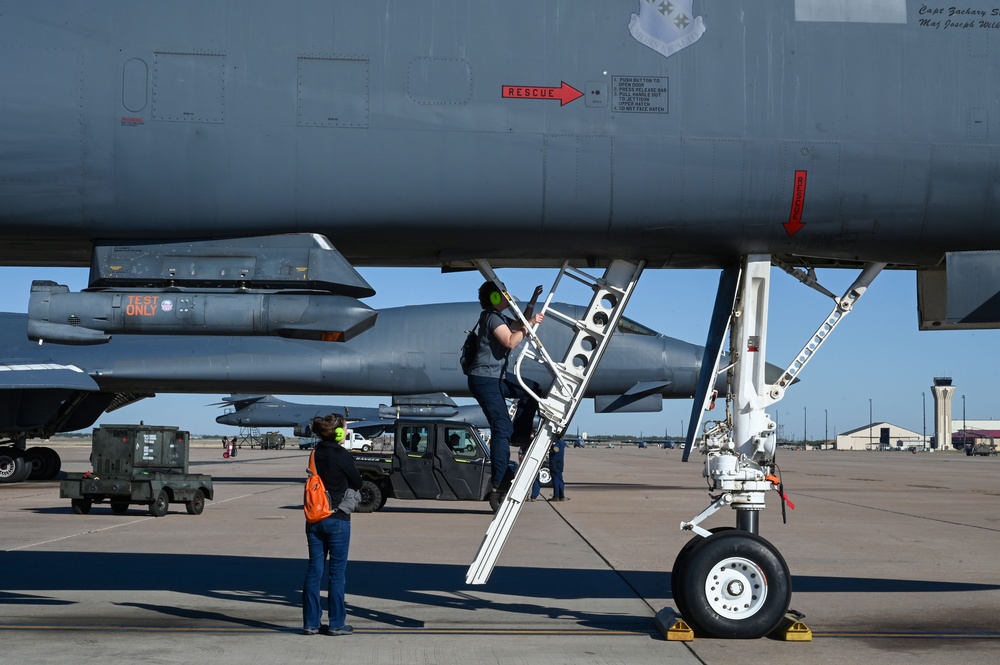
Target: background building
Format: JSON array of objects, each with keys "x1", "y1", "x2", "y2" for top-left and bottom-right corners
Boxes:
[{"x1": 836, "y1": 422, "x2": 925, "y2": 451}]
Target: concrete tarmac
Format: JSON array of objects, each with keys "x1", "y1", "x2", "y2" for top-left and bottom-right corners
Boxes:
[{"x1": 2, "y1": 442, "x2": 999, "y2": 664}]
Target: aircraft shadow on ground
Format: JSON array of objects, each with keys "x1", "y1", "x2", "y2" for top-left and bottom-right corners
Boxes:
[
  {"x1": 0, "y1": 552, "x2": 652, "y2": 630},
  {"x1": 2, "y1": 551, "x2": 998, "y2": 631}
]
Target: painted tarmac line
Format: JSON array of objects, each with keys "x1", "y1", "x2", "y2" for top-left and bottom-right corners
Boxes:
[{"x1": 0, "y1": 625, "x2": 652, "y2": 636}]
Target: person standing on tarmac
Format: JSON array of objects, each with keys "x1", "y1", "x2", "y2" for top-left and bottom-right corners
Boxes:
[
  {"x1": 467, "y1": 280, "x2": 545, "y2": 497},
  {"x1": 549, "y1": 435, "x2": 568, "y2": 501},
  {"x1": 302, "y1": 414, "x2": 363, "y2": 636}
]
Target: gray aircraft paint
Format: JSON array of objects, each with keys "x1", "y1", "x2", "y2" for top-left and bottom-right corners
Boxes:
[{"x1": 0, "y1": 1, "x2": 997, "y2": 270}]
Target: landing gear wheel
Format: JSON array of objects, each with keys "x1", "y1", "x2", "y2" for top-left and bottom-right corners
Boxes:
[
  {"x1": 24, "y1": 447, "x2": 61, "y2": 480},
  {"x1": 672, "y1": 526, "x2": 735, "y2": 621},
  {"x1": 0, "y1": 447, "x2": 31, "y2": 484},
  {"x1": 71, "y1": 498, "x2": 92, "y2": 515},
  {"x1": 679, "y1": 530, "x2": 791, "y2": 639},
  {"x1": 538, "y1": 465, "x2": 552, "y2": 488},
  {"x1": 186, "y1": 489, "x2": 206, "y2": 515},
  {"x1": 149, "y1": 489, "x2": 169, "y2": 517},
  {"x1": 110, "y1": 500, "x2": 129, "y2": 515},
  {"x1": 355, "y1": 479, "x2": 383, "y2": 513}
]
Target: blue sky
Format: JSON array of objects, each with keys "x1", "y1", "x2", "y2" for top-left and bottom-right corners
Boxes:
[{"x1": 1, "y1": 265, "x2": 992, "y2": 440}]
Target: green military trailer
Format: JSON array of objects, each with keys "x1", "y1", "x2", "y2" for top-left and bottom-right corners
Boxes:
[{"x1": 60, "y1": 424, "x2": 213, "y2": 517}]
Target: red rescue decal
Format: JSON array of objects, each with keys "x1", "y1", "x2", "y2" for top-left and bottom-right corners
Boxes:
[
  {"x1": 501, "y1": 81, "x2": 583, "y2": 106},
  {"x1": 784, "y1": 170, "x2": 808, "y2": 237}
]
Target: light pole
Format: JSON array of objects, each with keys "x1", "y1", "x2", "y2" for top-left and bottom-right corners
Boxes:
[
  {"x1": 803, "y1": 406, "x2": 807, "y2": 446},
  {"x1": 869, "y1": 398, "x2": 873, "y2": 450},
  {"x1": 922, "y1": 392, "x2": 926, "y2": 447},
  {"x1": 825, "y1": 409, "x2": 828, "y2": 446},
  {"x1": 963, "y1": 394, "x2": 967, "y2": 448}
]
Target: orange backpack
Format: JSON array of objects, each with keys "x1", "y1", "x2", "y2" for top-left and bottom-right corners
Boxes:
[{"x1": 303, "y1": 450, "x2": 333, "y2": 523}]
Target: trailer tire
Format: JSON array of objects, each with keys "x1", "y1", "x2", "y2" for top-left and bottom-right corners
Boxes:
[
  {"x1": 110, "y1": 500, "x2": 130, "y2": 515},
  {"x1": 71, "y1": 498, "x2": 92, "y2": 515},
  {"x1": 355, "y1": 479, "x2": 383, "y2": 513},
  {"x1": 186, "y1": 489, "x2": 206, "y2": 515},
  {"x1": 149, "y1": 489, "x2": 170, "y2": 517}
]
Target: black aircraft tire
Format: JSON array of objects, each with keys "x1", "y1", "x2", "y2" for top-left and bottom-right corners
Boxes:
[
  {"x1": 71, "y1": 498, "x2": 92, "y2": 515},
  {"x1": 355, "y1": 479, "x2": 382, "y2": 513},
  {"x1": 24, "y1": 448, "x2": 47, "y2": 480},
  {"x1": 25, "y1": 447, "x2": 61, "y2": 480},
  {"x1": 149, "y1": 489, "x2": 170, "y2": 517},
  {"x1": 679, "y1": 531, "x2": 791, "y2": 639},
  {"x1": 186, "y1": 488, "x2": 206, "y2": 515},
  {"x1": 671, "y1": 527, "x2": 735, "y2": 621},
  {"x1": 110, "y1": 500, "x2": 130, "y2": 515},
  {"x1": 38, "y1": 447, "x2": 61, "y2": 479},
  {"x1": 0, "y1": 447, "x2": 30, "y2": 484},
  {"x1": 538, "y1": 465, "x2": 553, "y2": 488}
]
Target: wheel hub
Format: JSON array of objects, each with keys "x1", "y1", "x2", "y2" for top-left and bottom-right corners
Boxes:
[{"x1": 703, "y1": 556, "x2": 767, "y2": 620}]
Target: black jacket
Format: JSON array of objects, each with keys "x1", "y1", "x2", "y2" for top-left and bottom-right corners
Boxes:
[{"x1": 313, "y1": 441, "x2": 363, "y2": 519}]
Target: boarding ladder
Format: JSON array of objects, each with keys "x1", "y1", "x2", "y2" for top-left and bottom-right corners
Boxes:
[
  {"x1": 237, "y1": 425, "x2": 261, "y2": 449},
  {"x1": 466, "y1": 259, "x2": 645, "y2": 584}
]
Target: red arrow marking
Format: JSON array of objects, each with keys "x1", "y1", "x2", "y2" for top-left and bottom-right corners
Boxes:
[
  {"x1": 783, "y1": 170, "x2": 808, "y2": 237},
  {"x1": 501, "y1": 81, "x2": 584, "y2": 106}
]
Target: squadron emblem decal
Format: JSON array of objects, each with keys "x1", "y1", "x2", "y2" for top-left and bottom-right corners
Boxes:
[{"x1": 629, "y1": 0, "x2": 706, "y2": 58}]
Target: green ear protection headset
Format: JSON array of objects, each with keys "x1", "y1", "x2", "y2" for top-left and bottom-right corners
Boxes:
[
  {"x1": 334, "y1": 426, "x2": 346, "y2": 442},
  {"x1": 489, "y1": 290, "x2": 502, "y2": 306}
]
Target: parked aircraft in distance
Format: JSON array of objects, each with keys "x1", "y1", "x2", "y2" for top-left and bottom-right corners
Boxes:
[
  {"x1": 0, "y1": 300, "x2": 758, "y2": 476},
  {"x1": 1, "y1": 1, "x2": 997, "y2": 638}
]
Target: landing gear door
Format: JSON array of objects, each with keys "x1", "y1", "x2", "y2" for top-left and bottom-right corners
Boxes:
[
  {"x1": 433, "y1": 424, "x2": 489, "y2": 500},
  {"x1": 393, "y1": 424, "x2": 441, "y2": 499}
]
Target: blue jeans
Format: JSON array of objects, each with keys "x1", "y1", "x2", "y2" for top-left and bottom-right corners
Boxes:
[
  {"x1": 551, "y1": 471, "x2": 565, "y2": 499},
  {"x1": 303, "y1": 517, "x2": 351, "y2": 630},
  {"x1": 468, "y1": 373, "x2": 538, "y2": 488}
]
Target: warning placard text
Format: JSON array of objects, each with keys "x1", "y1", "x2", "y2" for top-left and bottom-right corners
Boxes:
[{"x1": 611, "y1": 76, "x2": 668, "y2": 114}]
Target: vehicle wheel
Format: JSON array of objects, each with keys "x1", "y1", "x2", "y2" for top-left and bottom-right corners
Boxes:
[
  {"x1": 223, "y1": 451, "x2": 229, "y2": 458},
  {"x1": 0, "y1": 447, "x2": 31, "y2": 484},
  {"x1": 679, "y1": 530, "x2": 791, "y2": 639},
  {"x1": 110, "y1": 500, "x2": 130, "y2": 515},
  {"x1": 355, "y1": 479, "x2": 382, "y2": 513},
  {"x1": 71, "y1": 498, "x2": 92, "y2": 515},
  {"x1": 149, "y1": 489, "x2": 170, "y2": 517},
  {"x1": 361, "y1": 444, "x2": 371, "y2": 452},
  {"x1": 671, "y1": 527, "x2": 735, "y2": 620},
  {"x1": 186, "y1": 488, "x2": 206, "y2": 515},
  {"x1": 538, "y1": 464, "x2": 553, "y2": 488},
  {"x1": 376, "y1": 492, "x2": 388, "y2": 511}
]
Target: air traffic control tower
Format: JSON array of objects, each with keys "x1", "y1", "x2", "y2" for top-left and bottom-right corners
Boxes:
[{"x1": 931, "y1": 377, "x2": 956, "y2": 450}]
